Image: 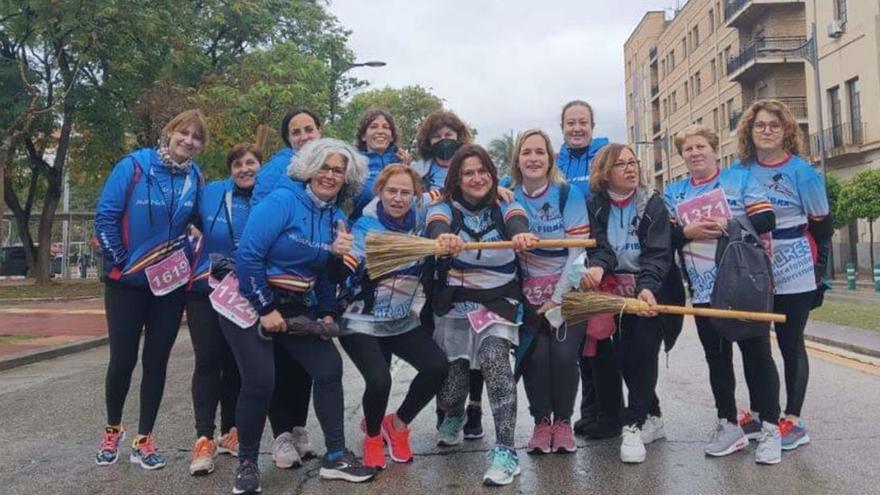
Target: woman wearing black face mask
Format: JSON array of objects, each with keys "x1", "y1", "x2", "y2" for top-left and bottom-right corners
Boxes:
[{"x1": 412, "y1": 110, "x2": 473, "y2": 199}]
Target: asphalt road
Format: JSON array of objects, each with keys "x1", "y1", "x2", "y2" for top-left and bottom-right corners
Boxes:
[{"x1": 1, "y1": 321, "x2": 878, "y2": 495}]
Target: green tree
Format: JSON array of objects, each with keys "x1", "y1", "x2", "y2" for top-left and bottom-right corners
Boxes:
[
  {"x1": 488, "y1": 130, "x2": 517, "y2": 178},
  {"x1": 333, "y1": 86, "x2": 443, "y2": 150},
  {"x1": 838, "y1": 169, "x2": 880, "y2": 270}
]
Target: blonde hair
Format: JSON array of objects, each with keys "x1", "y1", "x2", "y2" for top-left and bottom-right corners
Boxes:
[
  {"x1": 735, "y1": 98, "x2": 804, "y2": 163},
  {"x1": 589, "y1": 143, "x2": 642, "y2": 193},
  {"x1": 509, "y1": 129, "x2": 565, "y2": 188},
  {"x1": 373, "y1": 163, "x2": 424, "y2": 197},
  {"x1": 674, "y1": 125, "x2": 720, "y2": 155},
  {"x1": 161, "y1": 109, "x2": 209, "y2": 145}
]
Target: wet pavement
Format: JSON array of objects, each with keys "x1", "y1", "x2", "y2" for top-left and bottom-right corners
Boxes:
[{"x1": 0, "y1": 321, "x2": 879, "y2": 494}]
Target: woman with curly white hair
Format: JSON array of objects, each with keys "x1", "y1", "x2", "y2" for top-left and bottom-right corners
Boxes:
[{"x1": 219, "y1": 138, "x2": 376, "y2": 493}]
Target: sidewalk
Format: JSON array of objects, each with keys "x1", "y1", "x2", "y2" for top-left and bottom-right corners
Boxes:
[{"x1": 803, "y1": 320, "x2": 880, "y2": 359}]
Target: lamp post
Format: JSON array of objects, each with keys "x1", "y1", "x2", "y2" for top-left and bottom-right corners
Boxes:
[{"x1": 328, "y1": 57, "x2": 386, "y2": 125}]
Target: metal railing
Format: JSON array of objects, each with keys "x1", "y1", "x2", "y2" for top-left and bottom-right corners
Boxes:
[
  {"x1": 726, "y1": 36, "x2": 807, "y2": 76},
  {"x1": 743, "y1": 96, "x2": 807, "y2": 119},
  {"x1": 808, "y1": 122, "x2": 866, "y2": 158},
  {"x1": 728, "y1": 110, "x2": 742, "y2": 131}
]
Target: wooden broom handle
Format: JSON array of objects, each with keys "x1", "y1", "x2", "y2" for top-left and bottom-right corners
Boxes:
[
  {"x1": 651, "y1": 304, "x2": 786, "y2": 323},
  {"x1": 462, "y1": 239, "x2": 597, "y2": 250}
]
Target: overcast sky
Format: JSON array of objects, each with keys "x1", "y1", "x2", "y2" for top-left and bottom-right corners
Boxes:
[{"x1": 328, "y1": 0, "x2": 677, "y2": 147}]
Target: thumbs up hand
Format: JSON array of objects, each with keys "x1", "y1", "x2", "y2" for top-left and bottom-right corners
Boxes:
[{"x1": 331, "y1": 220, "x2": 354, "y2": 257}]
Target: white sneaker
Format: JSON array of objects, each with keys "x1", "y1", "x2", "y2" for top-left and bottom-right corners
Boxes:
[
  {"x1": 755, "y1": 421, "x2": 782, "y2": 465},
  {"x1": 291, "y1": 426, "x2": 316, "y2": 459},
  {"x1": 272, "y1": 431, "x2": 302, "y2": 469},
  {"x1": 620, "y1": 425, "x2": 646, "y2": 464},
  {"x1": 641, "y1": 415, "x2": 666, "y2": 445}
]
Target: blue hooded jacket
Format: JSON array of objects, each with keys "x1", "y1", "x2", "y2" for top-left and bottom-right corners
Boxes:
[
  {"x1": 556, "y1": 137, "x2": 609, "y2": 201},
  {"x1": 235, "y1": 178, "x2": 347, "y2": 317},
  {"x1": 95, "y1": 148, "x2": 202, "y2": 288},
  {"x1": 189, "y1": 178, "x2": 253, "y2": 293},
  {"x1": 352, "y1": 145, "x2": 399, "y2": 219},
  {"x1": 251, "y1": 147, "x2": 294, "y2": 207}
]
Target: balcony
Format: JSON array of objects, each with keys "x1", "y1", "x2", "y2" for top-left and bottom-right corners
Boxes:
[
  {"x1": 727, "y1": 36, "x2": 807, "y2": 83},
  {"x1": 743, "y1": 96, "x2": 807, "y2": 120},
  {"x1": 652, "y1": 121, "x2": 661, "y2": 135},
  {"x1": 725, "y1": 0, "x2": 805, "y2": 29},
  {"x1": 729, "y1": 110, "x2": 742, "y2": 131},
  {"x1": 808, "y1": 122, "x2": 867, "y2": 160}
]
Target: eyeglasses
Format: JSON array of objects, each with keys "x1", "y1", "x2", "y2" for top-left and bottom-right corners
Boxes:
[
  {"x1": 317, "y1": 164, "x2": 346, "y2": 177},
  {"x1": 383, "y1": 187, "x2": 414, "y2": 199},
  {"x1": 612, "y1": 159, "x2": 640, "y2": 170},
  {"x1": 753, "y1": 122, "x2": 783, "y2": 134}
]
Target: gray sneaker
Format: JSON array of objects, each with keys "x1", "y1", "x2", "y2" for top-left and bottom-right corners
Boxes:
[
  {"x1": 272, "y1": 432, "x2": 302, "y2": 469},
  {"x1": 291, "y1": 426, "x2": 316, "y2": 459},
  {"x1": 755, "y1": 421, "x2": 782, "y2": 465},
  {"x1": 437, "y1": 414, "x2": 466, "y2": 447},
  {"x1": 705, "y1": 419, "x2": 749, "y2": 457},
  {"x1": 641, "y1": 415, "x2": 666, "y2": 445}
]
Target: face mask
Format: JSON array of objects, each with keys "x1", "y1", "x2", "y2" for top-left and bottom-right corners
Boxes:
[{"x1": 431, "y1": 139, "x2": 461, "y2": 161}]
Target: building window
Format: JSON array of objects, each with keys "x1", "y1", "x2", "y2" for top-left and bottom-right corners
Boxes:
[
  {"x1": 682, "y1": 37, "x2": 687, "y2": 58},
  {"x1": 713, "y1": 108, "x2": 719, "y2": 131},
  {"x1": 710, "y1": 58, "x2": 717, "y2": 83},
  {"x1": 672, "y1": 91, "x2": 678, "y2": 113},
  {"x1": 693, "y1": 26, "x2": 700, "y2": 49},
  {"x1": 834, "y1": 0, "x2": 848, "y2": 23},
  {"x1": 828, "y1": 86, "x2": 842, "y2": 147},
  {"x1": 722, "y1": 46, "x2": 731, "y2": 75},
  {"x1": 708, "y1": 9, "x2": 715, "y2": 33},
  {"x1": 847, "y1": 77, "x2": 862, "y2": 141},
  {"x1": 694, "y1": 71, "x2": 701, "y2": 95}
]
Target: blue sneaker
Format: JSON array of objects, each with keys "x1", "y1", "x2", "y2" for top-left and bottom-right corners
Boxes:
[
  {"x1": 95, "y1": 427, "x2": 125, "y2": 466},
  {"x1": 780, "y1": 418, "x2": 811, "y2": 451},
  {"x1": 233, "y1": 459, "x2": 261, "y2": 494},
  {"x1": 738, "y1": 410, "x2": 762, "y2": 441},
  {"x1": 437, "y1": 414, "x2": 466, "y2": 447},
  {"x1": 483, "y1": 445, "x2": 520, "y2": 486},
  {"x1": 129, "y1": 435, "x2": 165, "y2": 470}
]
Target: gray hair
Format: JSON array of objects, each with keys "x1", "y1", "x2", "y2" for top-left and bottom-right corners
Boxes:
[{"x1": 288, "y1": 138, "x2": 368, "y2": 203}]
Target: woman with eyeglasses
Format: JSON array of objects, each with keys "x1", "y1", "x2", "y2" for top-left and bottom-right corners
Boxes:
[{"x1": 733, "y1": 99, "x2": 832, "y2": 453}]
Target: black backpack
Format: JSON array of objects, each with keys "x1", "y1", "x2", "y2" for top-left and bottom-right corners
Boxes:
[{"x1": 710, "y1": 215, "x2": 774, "y2": 341}]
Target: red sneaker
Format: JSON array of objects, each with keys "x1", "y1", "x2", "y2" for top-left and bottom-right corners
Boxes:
[
  {"x1": 381, "y1": 414, "x2": 413, "y2": 463},
  {"x1": 362, "y1": 433, "x2": 386, "y2": 469}
]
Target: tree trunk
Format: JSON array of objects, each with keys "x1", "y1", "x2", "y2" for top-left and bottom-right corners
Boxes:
[{"x1": 870, "y1": 219, "x2": 875, "y2": 274}]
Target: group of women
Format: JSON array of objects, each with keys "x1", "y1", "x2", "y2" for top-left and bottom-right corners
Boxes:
[{"x1": 93, "y1": 97, "x2": 830, "y2": 493}]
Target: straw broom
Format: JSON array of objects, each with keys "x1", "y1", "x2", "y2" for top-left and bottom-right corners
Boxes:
[
  {"x1": 365, "y1": 232, "x2": 597, "y2": 279},
  {"x1": 561, "y1": 292, "x2": 786, "y2": 324}
]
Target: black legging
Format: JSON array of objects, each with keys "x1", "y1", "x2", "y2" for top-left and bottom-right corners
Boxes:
[
  {"x1": 523, "y1": 323, "x2": 586, "y2": 422},
  {"x1": 694, "y1": 309, "x2": 781, "y2": 424},
  {"x1": 219, "y1": 305, "x2": 345, "y2": 463},
  {"x1": 268, "y1": 344, "x2": 313, "y2": 437},
  {"x1": 104, "y1": 282, "x2": 185, "y2": 435},
  {"x1": 340, "y1": 328, "x2": 448, "y2": 437},
  {"x1": 186, "y1": 292, "x2": 240, "y2": 438},
  {"x1": 579, "y1": 355, "x2": 598, "y2": 421},
  {"x1": 773, "y1": 291, "x2": 815, "y2": 417}
]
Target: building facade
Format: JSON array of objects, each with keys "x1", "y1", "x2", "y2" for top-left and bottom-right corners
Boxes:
[{"x1": 625, "y1": 0, "x2": 880, "y2": 272}]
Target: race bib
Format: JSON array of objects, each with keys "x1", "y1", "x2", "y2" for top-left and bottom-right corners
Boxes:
[
  {"x1": 145, "y1": 249, "x2": 190, "y2": 296},
  {"x1": 675, "y1": 188, "x2": 732, "y2": 226},
  {"x1": 467, "y1": 307, "x2": 512, "y2": 334},
  {"x1": 210, "y1": 272, "x2": 259, "y2": 329},
  {"x1": 599, "y1": 273, "x2": 637, "y2": 297},
  {"x1": 523, "y1": 273, "x2": 562, "y2": 306}
]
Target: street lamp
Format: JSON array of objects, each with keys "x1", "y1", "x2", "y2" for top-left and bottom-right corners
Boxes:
[{"x1": 328, "y1": 58, "x2": 387, "y2": 124}]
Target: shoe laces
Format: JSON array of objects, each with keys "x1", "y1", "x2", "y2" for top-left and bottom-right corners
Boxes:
[
  {"x1": 221, "y1": 429, "x2": 239, "y2": 446},
  {"x1": 237, "y1": 459, "x2": 258, "y2": 479},
  {"x1": 490, "y1": 446, "x2": 517, "y2": 472},
  {"x1": 101, "y1": 428, "x2": 122, "y2": 451},
  {"x1": 193, "y1": 438, "x2": 214, "y2": 459},
  {"x1": 737, "y1": 410, "x2": 754, "y2": 426},
  {"x1": 778, "y1": 418, "x2": 794, "y2": 436},
  {"x1": 136, "y1": 435, "x2": 158, "y2": 457},
  {"x1": 439, "y1": 414, "x2": 466, "y2": 435}
]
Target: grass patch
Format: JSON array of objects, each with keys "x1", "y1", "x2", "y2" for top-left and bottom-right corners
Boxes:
[
  {"x1": 0, "y1": 280, "x2": 103, "y2": 301},
  {"x1": 0, "y1": 334, "x2": 40, "y2": 344},
  {"x1": 811, "y1": 300, "x2": 880, "y2": 332}
]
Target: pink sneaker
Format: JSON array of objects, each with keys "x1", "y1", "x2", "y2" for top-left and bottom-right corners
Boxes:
[
  {"x1": 551, "y1": 420, "x2": 577, "y2": 453},
  {"x1": 527, "y1": 418, "x2": 553, "y2": 454}
]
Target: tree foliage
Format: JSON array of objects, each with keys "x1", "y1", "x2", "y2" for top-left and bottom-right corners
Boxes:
[
  {"x1": 488, "y1": 130, "x2": 517, "y2": 178},
  {"x1": 838, "y1": 169, "x2": 880, "y2": 269}
]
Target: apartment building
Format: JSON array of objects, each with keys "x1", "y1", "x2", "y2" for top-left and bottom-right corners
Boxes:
[{"x1": 625, "y1": 0, "x2": 880, "y2": 271}]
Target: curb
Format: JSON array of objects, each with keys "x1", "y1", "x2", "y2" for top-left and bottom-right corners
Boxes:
[
  {"x1": 0, "y1": 336, "x2": 109, "y2": 372},
  {"x1": 803, "y1": 333, "x2": 880, "y2": 360},
  {"x1": 0, "y1": 295, "x2": 101, "y2": 304}
]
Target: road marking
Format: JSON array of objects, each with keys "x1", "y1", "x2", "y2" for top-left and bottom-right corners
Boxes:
[
  {"x1": 806, "y1": 345, "x2": 880, "y2": 376},
  {"x1": 0, "y1": 308, "x2": 105, "y2": 315}
]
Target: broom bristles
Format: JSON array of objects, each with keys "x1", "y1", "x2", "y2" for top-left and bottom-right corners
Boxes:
[
  {"x1": 365, "y1": 232, "x2": 441, "y2": 279},
  {"x1": 561, "y1": 292, "x2": 649, "y2": 323}
]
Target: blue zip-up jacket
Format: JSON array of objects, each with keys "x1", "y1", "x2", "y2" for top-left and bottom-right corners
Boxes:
[
  {"x1": 556, "y1": 137, "x2": 609, "y2": 201},
  {"x1": 95, "y1": 148, "x2": 202, "y2": 288},
  {"x1": 189, "y1": 179, "x2": 253, "y2": 293},
  {"x1": 252, "y1": 147, "x2": 294, "y2": 207},
  {"x1": 236, "y1": 178, "x2": 347, "y2": 317},
  {"x1": 352, "y1": 145, "x2": 399, "y2": 219}
]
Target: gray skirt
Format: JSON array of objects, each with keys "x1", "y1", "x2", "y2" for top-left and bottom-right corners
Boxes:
[{"x1": 433, "y1": 311, "x2": 519, "y2": 370}]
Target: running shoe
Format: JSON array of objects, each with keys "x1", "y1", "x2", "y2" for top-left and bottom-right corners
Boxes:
[
  {"x1": 527, "y1": 418, "x2": 552, "y2": 454},
  {"x1": 755, "y1": 421, "x2": 782, "y2": 465},
  {"x1": 779, "y1": 418, "x2": 811, "y2": 451},
  {"x1": 95, "y1": 427, "x2": 125, "y2": 466},
  {"x1": 319, "y1": 450, "x2": 377, "y2": 483},
  {"x1": 620, "y1": 425, "x2": 646, "y2": 464},
  {"x1": 189, "y1": 436, "x2": 217, "y2": 476},
  {"x1": 463, "y1": 405, "x2": 484, "y2": 439},
  {"x1": 291, "y1": 426, "x2": 317, "y2": 459},
  {"x1": 272, "y1": 432, "x2": 302, "y2": 469},
  {"x1": 232, "y1": 459, "x2": 261, "y2": 494},
  {"x1": 482, "y1": 445, "x2": 521, "y2": 486},
  {"x1": 217, "y1": 427, "x2": 239, "y2": 456},
  {"x1": 437, "y1": 414, "x2": 466, "y2": 447},
  {"x1": 130, "y1": 434, "x2": 165, "y2": 470},
  {"x1": 738, "y1": 410, "x2": 762, "y2": 441},
  {"x1": 551, "y1": 420, "x2": 577, "y2": 453},
  {"x1": 362, "y1": 434, "x2": 386, "y2": 470},
  {"x1": 705, "y1": 419, "x2": 748, "y2": 457},
  {"x1": 641, "y1": 415, "x2": 666, "y2": 445},
  {"x1": 381, "y1": 414, "x2": 413, "y2": 463}
]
